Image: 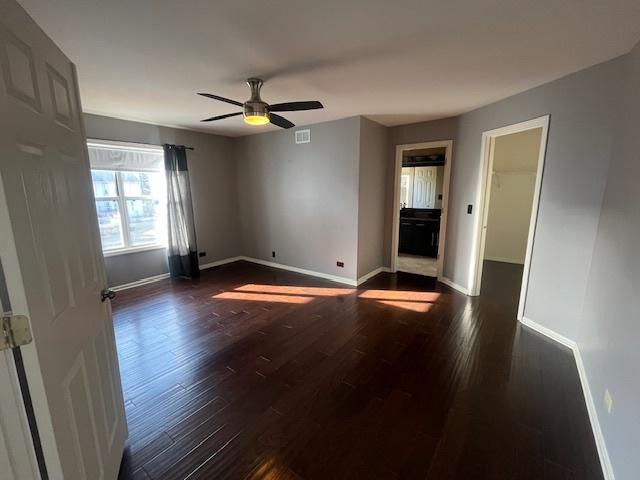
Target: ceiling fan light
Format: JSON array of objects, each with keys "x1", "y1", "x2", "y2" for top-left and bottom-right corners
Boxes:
[{"x1": 243, "y1": 113, "x2": 270, "y2": 126}]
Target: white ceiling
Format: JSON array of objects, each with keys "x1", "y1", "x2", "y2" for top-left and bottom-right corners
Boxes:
[{"x1": 18, "y1": 0, "x2": 640, "y2": 137}]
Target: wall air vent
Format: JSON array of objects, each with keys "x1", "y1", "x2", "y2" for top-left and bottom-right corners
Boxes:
[{"x1": 295, "y1": 129, "x2": 310, "y2": 144}]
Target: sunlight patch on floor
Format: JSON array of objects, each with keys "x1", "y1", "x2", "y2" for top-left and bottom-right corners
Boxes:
[
  {"x1": 358, "y1": 290, "x2": 440, "y2": 302},
  {"x1": 235, "y1": 284, "x2": 355, "y2": 296},
  {"x1": 359, "y1": 289, "x2": 439, "y2": 312},
  {"x1": 377, "y1": 300, "x2": 433, "y2": 312},
  {"x1": 213, "y1": 284, "x2": 439, "y2": 311},
  {"x1": 214, "y1": 291, "x2": 313, "y2": 304}
]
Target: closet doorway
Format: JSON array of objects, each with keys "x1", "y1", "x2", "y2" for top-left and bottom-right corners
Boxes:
[{"x1": 469, "y1": 116, "x2": 550, "y2": 320}]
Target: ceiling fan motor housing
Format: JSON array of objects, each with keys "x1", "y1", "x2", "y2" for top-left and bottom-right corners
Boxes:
[{"x1": 244, "y1": 78, "x2": 270, "y2": 120}]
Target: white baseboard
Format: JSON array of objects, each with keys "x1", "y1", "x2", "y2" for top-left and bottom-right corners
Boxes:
[
  {"x1": 357, "y1": 267, "x2": 391, "y2": 285},
  {"x1": 111, "y1": 273, "x2": 170, "y2": 291},
  {"x1": 484, "y1": 256, "x2": 525, "y2": 265},
  {"x1": 205, "y1": 258, "x2": 390, "y2": 287},
  {"x1": 113, "y1": 255, "x2": 357, "y2": 291},
  {"x1": 438, "y1": 276, "x2": 470, "y2": 295},
  {"x1": 574, "y1": 346, "x2": 615, "y2": 479},
  {"x1": 112, "y1": 256, "x2": 242, "y2": 291},
  {"x1": 239, "y1": 256, "x2": 357, "y2": 286},
  {"x1": 520, "y1": 317, "x2": 614, "y2": 480},
  {"x1": 199, "y1": 256, "x2": 244, "y2": 271},
  {"x1": 520, "y1": 316, "x2": 576, "y2": 349}
]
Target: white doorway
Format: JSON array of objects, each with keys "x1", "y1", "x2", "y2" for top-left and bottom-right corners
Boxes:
[
  {"x1": 391, "y1": 140, "x2": 453, "y2": 278},
  {"x1": 469, "y1": 116, "x2": 550, "y2": 320}
]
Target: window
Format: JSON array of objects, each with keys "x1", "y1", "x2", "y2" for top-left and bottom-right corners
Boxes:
[
  {"x1": 400, "y1": 168, "x2": 413, "y2": 208},
  {"x1": 88, "y1": 141, "x2": 167, "y2": 254}
]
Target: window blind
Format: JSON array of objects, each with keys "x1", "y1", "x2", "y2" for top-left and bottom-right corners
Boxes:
[{"x1": 87, "y1": 140, "x2": 164, "y2": 172}]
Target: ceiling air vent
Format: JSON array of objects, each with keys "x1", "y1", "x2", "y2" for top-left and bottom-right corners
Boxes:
[{"x1": 295, "y1": 129, "x2": 310, "y2": 144}]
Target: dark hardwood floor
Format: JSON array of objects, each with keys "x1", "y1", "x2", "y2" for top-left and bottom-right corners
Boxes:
[{"x1": 115, "y1": 260, "x2": 602, "y2": 480}]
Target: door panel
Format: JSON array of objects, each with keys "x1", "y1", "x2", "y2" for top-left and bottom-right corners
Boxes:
[
  {"x1": 0, "y1": 2, "x2": 127, "y2": 479},
  {"x1": 413, "y1": 166, "x2": 437, "y2": 208}
]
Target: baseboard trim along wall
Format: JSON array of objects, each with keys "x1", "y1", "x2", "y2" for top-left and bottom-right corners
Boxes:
[
  {"x1": 239, "y1": 256, "x2": 358, "y2": 286},
  {"x1": 217, "y1": 258, "x2": 394, "y2": 287},
  {"x1": 111, "y1": 257, "x2": 243, "y2": 291},
  {"x1": 203, "y1": 258, "x2": 393, "y2": 287},
  {"x1": 199, "y1": 256, "x2": 244, "y2": 271},
  {"x1": 520, "y1": 316, "x2": 576, "y2": 349},
  {"x1": 520, "y1": 317, "x2": 614, "y2": 480},
  {"x1": 114, "y1": 256, "x2": 393, "y2": 289},
  {"x1": 111, "y1": 273, "x2": 170, "y2": 291},
  {"x1": 357, "y1": 267, "x2": 391, "y2": 285},
  {"x1": 438, "y1": 276, "x2": 470, "y2": 295},
  {"x1": 483, "y1": 256, "x2": 525, "y2": 265}
]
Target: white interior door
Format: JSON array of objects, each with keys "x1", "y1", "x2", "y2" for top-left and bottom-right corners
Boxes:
[
  {"x1": 413, "y1": 166, "x2": 437, "y2": 208},
  {"x1": 0, "y1": 2, "x2": 127, "y2": 479}
]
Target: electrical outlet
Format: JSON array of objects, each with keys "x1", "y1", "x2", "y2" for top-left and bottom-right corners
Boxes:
[
  {"x1": 272, "y1": 251, "x2": 276, "y2": 258},
  {"x1": 198, "y1": 251, "x2": 206, "y2": 258},
  {"x1": 604, "y1": 389, "x2": 613, "y2": 414},
  {"x1": 336, "y1": 261, "x2": 344, "y2": 268}
]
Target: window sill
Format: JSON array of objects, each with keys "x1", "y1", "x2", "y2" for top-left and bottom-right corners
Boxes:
[{"x1": 103, "y1": 245, "x2": 166, "y2": 258}]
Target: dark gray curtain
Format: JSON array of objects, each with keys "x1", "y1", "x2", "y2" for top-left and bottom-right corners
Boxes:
[{"x1": 164, "y1": 144, "x2": 199, "y2": 279}]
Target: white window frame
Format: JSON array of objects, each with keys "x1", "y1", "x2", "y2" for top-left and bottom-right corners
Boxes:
[{"x1": 89, "y1": 140, "x2": 167, "y2": 256}]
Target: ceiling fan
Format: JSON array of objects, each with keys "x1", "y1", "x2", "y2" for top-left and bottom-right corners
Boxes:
[{"x1": 198, "y1": 78, "x2": 323, "y2": 128}]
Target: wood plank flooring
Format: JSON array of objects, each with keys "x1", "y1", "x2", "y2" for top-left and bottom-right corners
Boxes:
[{"x1": 115, "y1": 260, "x2": 602, "y2": 479}]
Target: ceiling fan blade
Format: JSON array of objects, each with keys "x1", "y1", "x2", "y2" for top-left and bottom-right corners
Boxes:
[
  {"x1": 201, "y1": 112, "x2": 242, "y2": 122},
  {"x1": 269, "y1": 101, "x2": 324, "y2": 112},
  {"x1": 197, "y1": 93, "x2": 243, "y2": 107},
  {"x1": 270, "y1": 113, "x2": 295, "y2": 129}
]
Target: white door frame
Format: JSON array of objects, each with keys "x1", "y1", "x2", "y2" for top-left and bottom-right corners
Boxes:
[
  {"x1": 469, "y1": 115, "x2": 550, "y2": 320},
  {"x1": 390, "y1": 140, "x2": 453, "y2": 278},
  {"x1": 0, "y1": 350, "x2": 41, "y2": 480},
  {"x1": 0, "y1": 178, "x2": 44, "y2": 480}
]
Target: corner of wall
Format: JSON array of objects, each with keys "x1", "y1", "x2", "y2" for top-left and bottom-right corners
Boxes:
[{"x1": 356, "y1": 117, "x2": 391, "y2": 278}]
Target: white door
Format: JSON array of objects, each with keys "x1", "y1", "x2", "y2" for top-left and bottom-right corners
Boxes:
[
  {"x1": 413, "y1": 166, "x2": 437, "y2": 208},
  {"x1": 0, "y1": 2, "x2": 127, "y2": 479}
]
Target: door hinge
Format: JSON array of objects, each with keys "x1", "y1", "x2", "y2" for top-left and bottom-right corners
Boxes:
[{"x1": 1, "y1": 314, "x2": 33, "y2": 351}]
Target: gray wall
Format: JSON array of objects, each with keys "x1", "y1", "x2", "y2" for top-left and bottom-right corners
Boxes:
[
  {"x1": 357, "y1": 117, "x2": 389, "y2": 278},
  {"x1": 577, "y1": 40, "x2": 640, "y2": 480},
  {"x1": 388, "y1": 57, "x2": 623, "y2": 340},
  {"x1": 84, "y1": 114, "x2": 240, "y2": 286},
  {"x1": 234, "y1": 117, "x2": 361, "y2": 281},
  {"x1": 102, "y1": 248, "x2": 168, "y2": 287}
]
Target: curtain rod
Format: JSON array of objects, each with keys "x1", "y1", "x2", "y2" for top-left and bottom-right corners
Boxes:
[{"x1": 89, "y1": 138, "x2": 194, "y2": 150}]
